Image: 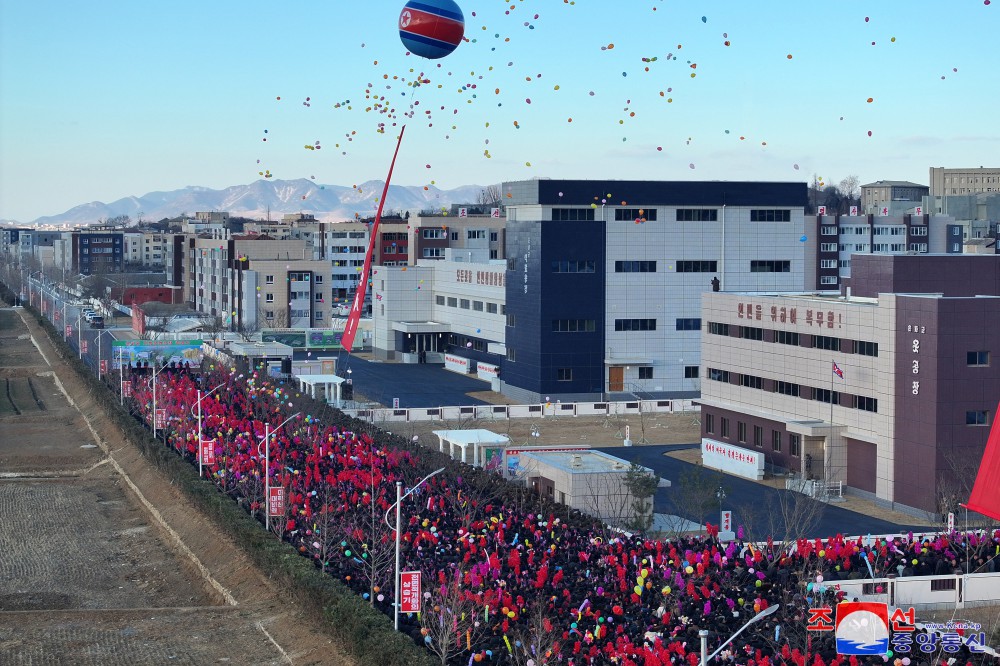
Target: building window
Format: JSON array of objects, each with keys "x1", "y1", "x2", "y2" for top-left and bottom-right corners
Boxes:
[
  {"x1": 557, "y1": 368, "x2": 573, "y2": 381},
  {"x1": 740, "y1": 374, "x2": 763, "y2": 389},
  {"x1": 490, "y1": 232, "x2": 498, "y2": 242},
  {"x1": 486, "y1": 302, "x2": 498, "y2": 314},
  {"x1": 639, "y1": 366, "x2": 653, "y2": 379},
  {"x1": 751, "y1": 209, "x2": 791, "y2": 222},
  {"x1": 967, "y1": 410, "x2": 990, "y2": 425},
  {"x1": 315, "y1": 293, "x2": 324, "y2": 302},
  {"x1": 708, "y1": 322, "x2": 730, "y2": 336},
  {"x1": 820, "y1": 276, "x2": 839, "y2": 285},
  {"x1": 789, "y1": 434, "x2": 801, "y2": 457},
  {"x1": 423, "y1": 248, "x2": 445, "y2": 258},
  {"x1": 265, "y1": 310, "x2": 274, "y2": 319},
  {"x1": 614, "y1": 260, "x2": 656, "y2": 272},
  {"x1": 750, "y1": 260, "x2": 791, "y2": 272},
  {"x1": 814, "y1": 335, "x2": 840, "y2": 351},
  {"x1": 854, "y1": 396, "x2": 878, "y2": 412},
  {"x1": 422, "y1": 229, "x2": 447, "y2": 239},
  {"x1": 814, "y1": 388, "x2": 839, "y2": 404},
  {"x1": 436, "y1": 295, "x2": 445, "y2": 305},
  {"x1": 910, "y1": 226, "x2": 928, "y2": 237},
  {"x1": 708, "y1": 368, "x2": 730, "y2": 382},
  {"x1": 820, "y1": 243, "x2": 839, "y2": 252},
  {"x1": 737, "y1": 422, "x2": 747, "y2": 443},
  {"x1": 447, "y1": 297, "x2": 457, "y2": 307},
  {"x1": 467, "y1": 229, "x2": 486, "y2": 240},
  {"x1": 821, "y1": 226, "x2": 838, "y2": 235},
  {"x1": 753, "y1": 425, "x2": 763, "y2": 448},
  {"x1": 740, "y1": 326, "x2": 764, "y2": 341},
  {"x1": 684, "y1": 366, "x2": 699, "y2": 379},
  {"x1": 675, "y1": 318, "x2": 701, "y2": 331},
  {"x1": 314, "y1": 311, "x2": 323, "y2": 320},
  {"x1": 506, "y1": 348, "x2": 516, "y2": 362},
  {"x1": 820, "y1": 259, "x2": 838, "y2": 269},
  {"x1": 615, "y1": 318, "x2": 657, "y2": 331},
  {"x1": 776, "y1": 331, "x2": 800, "y2": 345},
  {"x1": 552, "y1": 260, "x2": 597, "y2": 273},
  {"x1": 705, "y1": 413, "x2": 715, "y2": 434},
  {"x1": 776, "y1": 381, "x2": 800, "y2": 397},
  {"x1": 676, "y1": 260, "x2": 718, "y2": 273},
  {"x1": 853, "y1": 340, "x2": 878, "y2": 356},
  {"x1": 551, "y1": 208, "x2": 595, "y2": 221},
  {"x1": 265, "y1": 275, "x2": 274, "y2": 285},
  {"x1": 675, "y1": 208, "x2": 718, "y2": 222},
  {"x1": 473, "y1": 300, "x2": 484, "y2": 312},
  {"x1": 721, "y1": 417, "x2": 730, "y2": 438},
  {"x1": 506, "y1": 313, "x2": 516, "y2": 327},
  {"x1": 968, "y1": 351, "x2": 990, "y2": 366},
  {"x1": 265, "y1": 294, "x2": 274, "y2": 303},
  {"x1": 552, "y1": 319, "x2": 597, "y2": 332},
  {"x1": 615, "y1": 208, "x2": 658, "y2": 221},
  {"x1": 460, "y1": 299, "x2": 470, "y2": 309},
  {"x1": 772, "y1": 431, "x2": 782, "y2": 452}
]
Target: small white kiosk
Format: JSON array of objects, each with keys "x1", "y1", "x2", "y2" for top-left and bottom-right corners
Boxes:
[
  {"x1": 432, "y1": 429, "x2": 510, "y2": 467},
  {"x1": 295, "y1": 373, "x2": 348, "y2": 407}
]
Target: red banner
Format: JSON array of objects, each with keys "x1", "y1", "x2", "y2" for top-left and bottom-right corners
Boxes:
[
  {"x1": 154, "y1": 408, "x2": 166, "y2": 430},
  {"x1": 341, "y1": 125, "x2": 407, "y2": 353},
  {"x1": 400, "y1": 570, "x2": 421, "y2": 613},
  {"x1": 81, "y1": 340, "x2": 88, "y2": 354},
  {"x1": 200, "y1": 438, "x2": 216, "y2": 466},
  {"x1": 966, "y1": 400, "x2": 1000, "y2": 521},
  {"x1": 65, "y1": 325, "x2": 73, "y2": 337},
  {"x1": 122, "y1": 382, "x2": 133, "y2": 398},
  {"x1": 99, "y1": 360, "x2": 108, "y2": 375},
  {"x1": 268, "y1": 486, "x2": 285, "y2": 517}
]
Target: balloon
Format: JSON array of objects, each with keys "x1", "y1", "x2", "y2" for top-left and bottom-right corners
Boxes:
[
  {"x1": 399, "y1": 0, "x2": 465, "y2": 60},
  {"x1": 799, "y1": 236, "x2": 808, "y2": 242}
]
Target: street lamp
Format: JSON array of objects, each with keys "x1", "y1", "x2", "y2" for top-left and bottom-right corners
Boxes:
[
  {"x1": 191, "y1": 380, "x2": 231, "y2": 478},
  {"x1": 257, "y1": 412, "x2": 302, "y2": 531},
  {"x1": 384, "y1": 467, "x2": 446, "y2": 631},
  {"x1": 700, "y1": 604, "x2": 778, "y2": 666},
  {"x1": 716, "y1": 486, "x2": 726, "y2": 515},
  {"x1": 93, "y1": 329, "x2": 116, "y2": 377}
]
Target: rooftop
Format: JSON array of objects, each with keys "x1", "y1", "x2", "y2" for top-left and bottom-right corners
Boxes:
[{"x1": 519, "y1": 449, "x2": 646, "y2": 474}]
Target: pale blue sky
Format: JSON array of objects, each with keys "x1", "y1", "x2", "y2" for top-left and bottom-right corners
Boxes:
[{"x1": 1, "y1": 1, "x2": 998, "y2": 222}]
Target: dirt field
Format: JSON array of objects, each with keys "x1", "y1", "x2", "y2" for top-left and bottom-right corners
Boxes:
[{"x1": 0, "y1": 308, "x2": 348, "y2": 665}]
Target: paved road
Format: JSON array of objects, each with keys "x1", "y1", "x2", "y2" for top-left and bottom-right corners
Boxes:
[
  {"x1": 594, "y1": 444, "x2": 924, "y2": 540},
  {"x1": 294, "y1": 351, "x2": 493, "y2": 408}
]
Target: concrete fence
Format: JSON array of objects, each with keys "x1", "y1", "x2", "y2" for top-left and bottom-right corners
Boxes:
[
  {"x1": 343, "y1": 399, "x2": 698, "y2": 424},
  {"x1": 834, "y1": 571, "x2": 1000, "y2": 610}
]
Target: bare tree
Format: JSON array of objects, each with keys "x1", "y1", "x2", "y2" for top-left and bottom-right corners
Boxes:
[
  {"x1": 667, "y1": 466, "x2": 726, "y2": 532},
  {"x1": 738, "y1": 480, "x2": 826, "y2": 566},
  {"x1": 476, "y1": 184, "x2": 502, "y2": 208},
  {"x1": 309, "y1": 482, "x2": 342, "y2": 574},
  {"x1": 507, "y1": 601, "x2": 562, "y2": 666},
  {"x1": 338, "y1": 453, "x2": 397, "y2": 605},
  {"x1": 419, "y1": 564, "x2": 488, "y2": 666}
]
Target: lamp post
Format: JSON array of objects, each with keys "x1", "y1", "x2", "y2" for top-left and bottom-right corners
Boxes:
[
  {"x1": 75, "y1": 312, "x2": 84, "y2": 359},
  {"x1": 28, "y1": 270, "x2": 42, "y2": 308},
  {"x1": 700, "y1": 604, "x2": 778, "y2": 666},
  {"x1": 149, "y1": 361, "x2": 170, "y2": 440},
  {"x1": 257, "y1": 412, "x2": 302, "y2": 531},
  {"x1": 384, "y1": 467, "x2": 446, "y2": 631},
  {"x1": 192, "y1": 381, "x2": 229, "y2": 478},
  {"x1": 716, "y1": 486, "x2": 726, "y2": 516}
]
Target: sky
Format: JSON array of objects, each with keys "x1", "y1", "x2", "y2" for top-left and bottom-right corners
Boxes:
[{"x1": 1, "y1": 1, "x2": 998, "y2": 223}]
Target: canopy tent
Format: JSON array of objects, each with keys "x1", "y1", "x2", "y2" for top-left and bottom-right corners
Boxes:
[{"x1": 295, "y1": 374, "x2": 347, "y2": 408}]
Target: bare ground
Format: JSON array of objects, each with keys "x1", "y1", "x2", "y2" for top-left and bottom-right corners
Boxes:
[{"x1": 0, "y1": 308, "x2": 350, "y2": 666}]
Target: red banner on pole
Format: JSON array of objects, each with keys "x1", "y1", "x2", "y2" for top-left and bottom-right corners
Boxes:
[
  {"x1": 81, "y1": 340, "x2": 88, "y2": 354},
  {"x1": 268, "y1": 486, "x2": 285, "y2": 517},
  {"x1": 66, "y1": 325, "x2": 73, "y2": 337},
  {"x1": 341, "y1": 125, "x2": 407, "y2": 353},
  {"x1": 200, "y1": 439, "x2": 216, "y2": 466},
  {"x1": 400, "y1": 570, "x2": 421, "y2": 613},
  {"x1": 99, "y1": 360, "x2": 109, "y2": 375},
  {"x1": 122, "y1": 382, "x2": 133, "y2": 398},
  {"x1": 154, "y1": 408, "x2": 166, "y2": 430}
]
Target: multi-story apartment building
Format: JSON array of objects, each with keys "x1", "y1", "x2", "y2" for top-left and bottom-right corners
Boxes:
[
  {"x1": 70, "y1": 228, "x2": 124, "y2": 275},
  {"x1": 929, "y1": 166, "x2": 1000, "y2": 196},
  {"x1": 698, "y1": 253, "x2": 1000, "y2": 516},
  {"x1": 860, "y1": 180, "x2": 929, "y2": 215},
  {"x1": 499, "y1": 179, "x2": 810, "y2": 403}
]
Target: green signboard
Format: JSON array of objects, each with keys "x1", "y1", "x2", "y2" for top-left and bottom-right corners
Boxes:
[{"x1": 111, "y1": 340, "x2": 205, "y2": 369}]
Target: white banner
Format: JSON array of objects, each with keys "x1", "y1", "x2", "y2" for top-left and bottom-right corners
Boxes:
[
  {"x1": 444, "y1": 354, "x2": 471, "y2": 374},
  {"x1": 476, "y1": 362, "x2": 499, "y2": 381},
  {"x1": 701, "y1": 438, "x2": 765, "y2": 480}
]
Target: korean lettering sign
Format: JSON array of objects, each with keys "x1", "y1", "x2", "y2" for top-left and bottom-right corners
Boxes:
[
  {"x1": 268, "y1": 487, "x2": 286, "y2": 517},
  {"x1": 400, "y1": 571, "x2": 421, "y2": 613},
  {"x1": 200, "y1": 438, "x2": 216, "y2": 466}
]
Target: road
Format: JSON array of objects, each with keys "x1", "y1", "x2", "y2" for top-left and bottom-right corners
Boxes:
[{"x1": 594, "y1": 444, "x2": 926, "y2": 540}]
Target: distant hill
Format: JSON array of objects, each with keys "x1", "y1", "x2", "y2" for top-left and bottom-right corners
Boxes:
[{"x1": 26, "y1": 179, "x2": 492, "y2": 226}]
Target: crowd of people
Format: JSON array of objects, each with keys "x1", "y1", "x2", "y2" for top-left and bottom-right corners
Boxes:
[{"x1": 122, "y1": 363, "x2": 1000, "y2": 666}]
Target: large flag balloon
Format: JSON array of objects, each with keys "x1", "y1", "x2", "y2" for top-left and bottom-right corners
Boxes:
[{"x1": 399, "y1": 0, "x2": 465, "y2": 60}]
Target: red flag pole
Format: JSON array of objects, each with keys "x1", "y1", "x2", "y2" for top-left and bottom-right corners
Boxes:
[{"x1": 341, "y1": 125, "x2": 407, "y2": 353}]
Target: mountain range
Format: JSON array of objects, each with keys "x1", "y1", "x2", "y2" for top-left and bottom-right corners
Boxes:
[{"x1": 18, "y1": 179, "x2": 493, "y2": 227}]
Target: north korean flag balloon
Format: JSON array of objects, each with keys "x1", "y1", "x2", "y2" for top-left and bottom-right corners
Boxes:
[{"x1": 399, "y1": 0, "x2": 465, "y2": 59}]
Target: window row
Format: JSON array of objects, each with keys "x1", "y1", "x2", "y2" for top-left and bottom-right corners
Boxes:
[
  {"x1": 435, "y1": 295, "x2": 501, "y2": 314},
  {"x1": 703, "y1": 416, "x2": 801, "y2": 456},
  {"x1": 707, "y1": 369, "x2": 879, "y2": 412},
  {"x1": 615, "y1": 208, "x2": 658, "y2": 221},
  {"x1": 614, "y1": 260, "x2": 656, "y2": 273},
  {"x1": 552, "y1": 319, "x2": 597, "y2": 333},
  {"x1": 750, "y1": 260, "x2": 791, "y2": 273},
  {"x1": 552, "y1": 260, "x2": 596, "y2": 273},
  {"x1": 707, "y1": 323, "x2": 878, "y2": 356},
  {"x1": 552, "y1": 208, "x2": 596, "y2": 221}
]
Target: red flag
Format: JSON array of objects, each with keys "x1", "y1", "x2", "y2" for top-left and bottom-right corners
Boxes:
[
  {"x1": 965, "y1": 401, "x2": 1000, "y2": 521},
  {"x1": 832, "y1": 361, "x2": 844, "y2": 379},
  {"x1": 341, "y1": 126, "x2": 407, "y2": 353}
]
